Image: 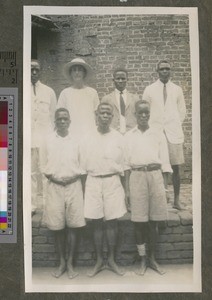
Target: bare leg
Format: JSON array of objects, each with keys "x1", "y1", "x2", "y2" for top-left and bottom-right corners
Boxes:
[
  {"x1": 172, "y1": 165, "x2": 184, "y2": 210},
  {"x1": 148, "y1": 221, "x2": 165, "y2": 275},
  {"x1": 52, "y1": 229, "x2": 66, "y2": 278},
  {"x1": 106, "y1": 219, "x2": 124, "y2": 276},
  {"x1": 67, "y1": 228, "x2": 79, "y2": 279},
  {"x1": 134, "y1": 222, "x2": 148, "y2": 275},
  {"x1": 88, "y1": 219, "x2": 104, "y2": 277}
]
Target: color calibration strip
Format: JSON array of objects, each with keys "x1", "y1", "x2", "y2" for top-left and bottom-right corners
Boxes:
[{"x1": 0, "y1": 88, "x2": 17, "y2": 243}]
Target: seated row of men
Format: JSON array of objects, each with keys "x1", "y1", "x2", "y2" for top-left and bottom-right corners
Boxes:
[{"x1": 40, "y1": 101, "x2": 171, "y2": 279}]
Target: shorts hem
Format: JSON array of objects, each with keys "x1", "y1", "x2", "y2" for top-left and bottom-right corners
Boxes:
[
  {"x1": 66, "y1": 222, "x2": 86, "y2": 228},
  {"x1": 105, "y1": 210, "x2": 127, "y2": 221},
  {"x1": 131, "y1": 217, "x2": 149, "y2": 222},
  {"x1": 47, "y1": 225, "x2": 65, "y2": 231}
]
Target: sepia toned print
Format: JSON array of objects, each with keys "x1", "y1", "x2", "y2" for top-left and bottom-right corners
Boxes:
[{"x1": 23, "y1": 6, "x2": 201, "y2": 293}]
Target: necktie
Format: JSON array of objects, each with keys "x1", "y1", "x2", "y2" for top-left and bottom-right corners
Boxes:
[
  {"x1": 120, "y1": 91, "x2": 125, "y2": 116},
  {"x1": 163, "y1": 84, "x2": 167, "y2": 104},
  {"x1": 33, "y1": 83, "x2": 36, "y2": 96}
]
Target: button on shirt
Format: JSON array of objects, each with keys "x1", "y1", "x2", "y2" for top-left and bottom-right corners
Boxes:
[
  {"x1": 31, "y1": 81, "x2": 57, "y2": 148},
  {"x1": 124, "y1": 127, "x2": 172, "y2": 173},
  {"x1": 115, "y1": 89, "x2": 127, "y2": 134},
  {"x1": 40, "y1": 132, "x2": 82, "y2": 179},
  {"x1": 142, "y1": 79, "x2": 186, "y2": 144},
  {"x1": 57, "y1": 86, "x2": 99, "y2": 139},
  {"x1": 80, "y1": 128, "x2": 125, "y2": 176}
]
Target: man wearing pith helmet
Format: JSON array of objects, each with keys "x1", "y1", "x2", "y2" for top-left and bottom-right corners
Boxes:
[{"x1": 57, "y1": 58, "x2": 99, "y2": 139}]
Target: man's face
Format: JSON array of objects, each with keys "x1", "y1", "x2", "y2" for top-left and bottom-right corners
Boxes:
[
  {"x1": 113, "y1": 71, "x2": 128, "y2": 92},
  {"x1": 55, "y1": 111, "x2": 70, "y2": 133},
  {"x1": 157, "y1": 62, "x2": 171, "y2": 83},
  {"x1": 70, "y1": 65, "x2": 86, "y2": 82},
  {"x1": 31, "y1": 61, "x2": 41, "y2": 84},
  {"x1": 135, "y1": 103, "x2": 150, "y2": 128},
  {"x1": 97, "y1": 105, "x2": 113, "y2": 127}
]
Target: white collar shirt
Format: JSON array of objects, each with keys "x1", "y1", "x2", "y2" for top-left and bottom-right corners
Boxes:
[
  {"x1": 40, "y1": 132, "x2": 82, "y2": 178},
  {"x1": 80, "y1": 128, "x2": 125, "y2": 176},
  {"x1": 142, "y1": 79, "x2": 186, "y2": 144},
  {"x1": 31, "y1": 80, "x2": 57, "y2": 148},
  {"x1": 124, "y1": 126, "x2": 172, "y2": 173}
]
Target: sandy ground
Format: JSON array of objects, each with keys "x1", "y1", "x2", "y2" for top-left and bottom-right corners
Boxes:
[{"x1": 31, "y1": 264, "x2": 195, "y2": 293}]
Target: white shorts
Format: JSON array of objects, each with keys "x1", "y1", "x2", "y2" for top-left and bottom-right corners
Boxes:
[
  {"x1": 45, "y1": 179, "x2": 86, "y2": 230},
  {"x1": 167, "y1": 141, "x2": 184, "y2": 166},
  {"x1": 84, "y1": 175, "x2": 127, "y2": 220}
]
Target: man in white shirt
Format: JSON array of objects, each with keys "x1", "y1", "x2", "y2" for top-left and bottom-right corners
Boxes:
[
  {"x1": 57, "y1": 58, "x2": 99, "y2": 139},
  {"x1": 125, "y1": 100, "x2": 172, "y2": 276},
  {"x1": 40, "y1": 108, "x2": 85, "y2": 279},
  {"x1": 142, "y1": 60, "x2": 186, "y2": 210},
  {"x1": 31, "y1": 60, "x2": 57, "y2": 214},
  {"x1": 102, "y1": 68, "x2": 139, "y2": 134},
  {"x1": 80, "y1": 102, "x2": 127, "y2": 277}
]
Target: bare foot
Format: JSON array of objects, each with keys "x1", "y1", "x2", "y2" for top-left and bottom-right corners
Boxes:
[
  {"x1": 67, "y1": 265, "x2": 78, "y2": 279},
  {"x1": 135, "y1": 257, "x2": 147, "y2": 276},
  {"x1": 149, "y1": 259, "x2": 165, "y2": 275},
  {"x1": 88, "y1": 261, "x2": 104, "y2": 277},
  {"x1": 52, "y1": 263, "x2": 66, "y2": 278},
  {"x1": 173, "y1": 202, "x2": 186, "y2": 210},
  {"x1": 107, "y1": 260, "x2": 124, "y2": 276}
]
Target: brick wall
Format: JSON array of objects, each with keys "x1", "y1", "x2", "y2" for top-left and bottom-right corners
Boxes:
[
  {"x1": 32, "y1": 210, "x2": 193, "y2": 267},
  {"x1": 34, "y1": 14, "x2": 192, "y2": 182}
]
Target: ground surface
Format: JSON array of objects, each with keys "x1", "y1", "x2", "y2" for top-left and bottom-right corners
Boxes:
[{"x1": 32, "y1": 264, "x2": 194, "y2": 293}]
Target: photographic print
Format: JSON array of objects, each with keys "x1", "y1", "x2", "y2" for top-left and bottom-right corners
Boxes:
[{"x1": 23, "y1": 6, "x2": 201, "y2": 293}]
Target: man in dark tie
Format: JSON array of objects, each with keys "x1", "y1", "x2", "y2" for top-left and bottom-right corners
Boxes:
[
  {"x1": 142, "y1": 60, "x2": 186, "y2": 210},
  {"x1": 31, "y1": 60, "x2": 57, "y2": 214},
  {"x1": 101, "y1": 68, "x2": 139, "y2": 134}
]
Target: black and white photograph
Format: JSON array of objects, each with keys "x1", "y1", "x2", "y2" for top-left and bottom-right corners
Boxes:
[{"x1": 23, "y1": 6, "x2": 201, "y2": 293}]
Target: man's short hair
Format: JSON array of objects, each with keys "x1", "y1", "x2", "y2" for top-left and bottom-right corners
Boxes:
[
  {"x1": 156, "y1": 60, "x2": 171, "y2": 71},
  {"x1": 55, "y1": 107, "x2": 70, "y2": 119},
  {"x1": 96, "y1": 102, "x2": 114, "y2": 113},
  {"x1": 113, "y1": 67, "x2": 128, "y2": 78},
  {"x1": 135, "y1": 100, "x2": 150, "y2": 111}
]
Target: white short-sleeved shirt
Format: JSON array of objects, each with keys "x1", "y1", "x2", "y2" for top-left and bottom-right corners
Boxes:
[
  {"x1": 80, "y1": 128, "x2": 125, "y2": 176},
  {"x1": 40, "y1": 132, "x2": 82, "y2": 179},
  {"x1": 124, "y1": 126, "x2": 172, "y2": 173},
  {"x1": 57, "y1": 86, "x2": 99, "y2": 138}
]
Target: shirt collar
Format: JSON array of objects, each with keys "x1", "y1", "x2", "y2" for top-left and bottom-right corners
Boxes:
[
  {"x1": 55, "y1": 131, "x2": 71, "y2": 140},
  {"x1": 131, "y1": 125, "x2": 151, "y2": 134},
  {"x1": 157, "y1": 79, "x2": 170, "y2": 86},
  {"x1": 31, "y1": 80, "x2": 41, "y2": 87},
  {"x1": 115, "y1": 88, "x2": 127, "y2": 96}
]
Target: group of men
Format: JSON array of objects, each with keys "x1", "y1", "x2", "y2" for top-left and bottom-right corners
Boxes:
[{"x1": 31, "y1": 57, "x2": 186, "y2": 279}]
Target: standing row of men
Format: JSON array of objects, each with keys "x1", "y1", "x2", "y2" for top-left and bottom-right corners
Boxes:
[{"x1": 31, "y1": 58, "x2": 186, "y2": 278}]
